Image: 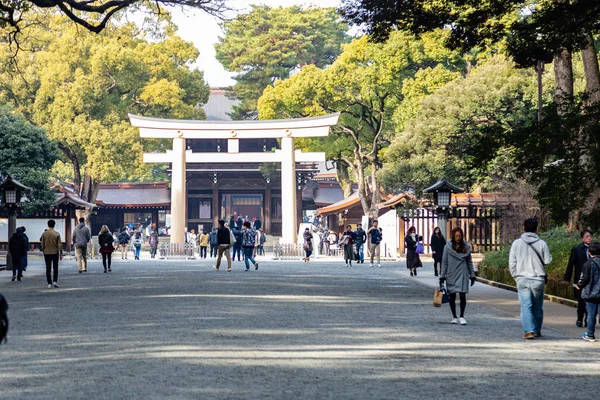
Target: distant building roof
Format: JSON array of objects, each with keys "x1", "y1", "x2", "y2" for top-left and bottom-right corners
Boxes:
[
  {"x1": 96, "y1": 182, "x2": 170, "y2": 208},
  {"x1": 202, "y1": 88, "x2": 240, "y2": 121}
]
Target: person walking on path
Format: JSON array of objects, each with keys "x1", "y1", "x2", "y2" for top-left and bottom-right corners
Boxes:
[
  {"x1": 98, "y1": 225, "x2": 115, "y2": 273},
  {"x1": 405, "y1": 226, "x2": 422, "y2": 276},
  {"x1": 72, "y1": 217, "x2": 91, "y2": 273},
  {"x1": 253, "y1": 217, "x2": 262, "y2": 231},
  {"x1": 242, "y1": 221, "x2": 259, "y2": 271},
  {"x1": 576, "y1": 242, "x2": 600, "y2": 342},
  {"x1": 440, "y1": 227, "x2": 476, "y2": 325},
  {"x1": 118, "y1": 227, "x2": 130, "y2": 260},
  {"x1": 367, "y1": 220, "x2": 382, "y2": 267},
  {"x1": 563, "y1": 229, "x2": 593, "y2": 327},
  {"x1": 209, "y1": 227, "x2": 218, "y2": 258},
  {"x1": 9, "y1": 227, "x2": 27, "y2": 282},
  {"x1": 509, "y1": 218, "x2": 552, "y2": 339},
  {"x1": 303, "y1": 228, "x2": 313, "y2": 262},
  {"x1": 231, "y1": 226, "x2": 243, "y2": 262},
  {"x1": 341, "y1": 225, "x2": 356, "y2": 267},
  {"x1": 257, "y1": 229, "x2": 266, "y2": 256},
  {"x1": 198, "y1": 230, "x2": 209, "y2": 259},
  {"x1": 215, "y1": 220, "x2": 232, "y2": 272},
  {"x1": 355, "y1": 224, "x2": 367, "y2": 264},
  {"x1": 20, "y1": 226, "x2": 29, "y2": 272},
  {"x1": 148, "y1": 230, "x2": 159, "y2": 259},
  {"x1": 132, "y1": 231, "x2": 143, "y2": 260},
  {"x1": 40, "y1": 219, "x2": 63, "y2": 289},
  {"x1": 431, "y1": 227, "x2": 446, "y2": 277},
  {"x1": 187, "y1": 229, "x2": 197, "y2": 254}
]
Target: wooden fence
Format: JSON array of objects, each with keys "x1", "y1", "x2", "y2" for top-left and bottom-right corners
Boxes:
[{"x1": 400, "y1": 207, "x2": 503, "y2": 253}]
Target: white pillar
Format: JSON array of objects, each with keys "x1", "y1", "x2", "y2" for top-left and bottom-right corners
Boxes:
[
  {"x1": 170, "y1": 136, "x2": 186, "y2": 244},
  {"x1": 281, "y1": 136, "x2": 297, "y2": 244}
]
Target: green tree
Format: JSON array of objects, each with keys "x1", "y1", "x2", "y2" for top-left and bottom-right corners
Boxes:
[
  {"x1": 380, "y1": 57, "x2": 538, "y2": 194},
  {"x1": 259, "y1": 31, "x2": 464, "y2": 219},
  {"x1": 215, "y1": 5, "x2": 350, "y2": 120},
  {"x1": 0, "y1": 14, "x2": 210, "y2": 221},
  {"x1": 0, "y1": 106, "x2": 57, "y2": 213}
]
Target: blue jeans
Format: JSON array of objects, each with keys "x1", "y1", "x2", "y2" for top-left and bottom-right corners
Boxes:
[
  {"x1": 517, "y1": 278, "x2": 545, "y2": 334},
  {"x1": 357, "y1": 244, "x2": 364, "y2": 261},
  {"x1": 232, "y1": 244, "x2": 242, "y2": 261},
  {"x1": 243, "y1": 247, "x2": 257, "y2": 270},
  {"x1": 586, "y1": 302, "x2": 599, "y2": 337},
  {"x1": 135, "y1": 246, "x2": 141, "y2": 259}
]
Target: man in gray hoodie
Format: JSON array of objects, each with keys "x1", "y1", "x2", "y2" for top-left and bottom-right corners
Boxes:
[
  {"x1": 72, "y1": 217, "x2": 91, "y2": 273},
  {"x1": 509, "y1": 218, "x2": 552, "y2": 340}
]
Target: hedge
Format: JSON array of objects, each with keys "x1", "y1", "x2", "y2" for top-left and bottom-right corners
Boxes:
[{"x1": 478, "y1": 227, "x2": 581, "y2": 299}]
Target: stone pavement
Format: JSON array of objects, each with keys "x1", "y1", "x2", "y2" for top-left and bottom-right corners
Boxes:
[{"x1": 0, "y1": 256, "x2": 599, "y2": 400}]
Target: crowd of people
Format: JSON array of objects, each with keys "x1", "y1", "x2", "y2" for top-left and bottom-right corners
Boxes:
[{"x1": 6, "y1": 215, "x2": 600, "y2": 342}]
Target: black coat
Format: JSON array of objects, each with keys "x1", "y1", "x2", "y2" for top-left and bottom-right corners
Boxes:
[
  {"x1": 577, "y1": 258, "x2": 600, "y2": 302},
  {"x1": 9, "y1": 232, "x2": 27, "y2": 258},
  {"x1": 564, "y1": 243, "x2": 590, "y2": 283},
  {"x1": 98, "y1": 232, "x2": 115, "y2": 252},
  {"x1": 217, "y1": 227, "x2": 231, "y2": 245},
  {"x1": 431, "y1": 234, "x2": 446, "y2": 260}
]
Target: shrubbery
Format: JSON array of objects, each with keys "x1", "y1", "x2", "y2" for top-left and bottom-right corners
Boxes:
[{"x1": 479, "y1": 226, "x2": 581, "y2": 299}]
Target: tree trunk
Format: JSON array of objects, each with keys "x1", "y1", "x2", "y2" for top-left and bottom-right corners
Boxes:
[
  {"x1": 336, "y1": 163, "x2": 354, "y2": 198},
  {"x1": 367, "y1": 164, "x2": 381, "y2": 221},
  {"x1": 581, "y1": 33, "x2": 600, "y2": 105},
  {"x1": 570, "y1": 33, "x2": 600, "y2": 230},
  {"x1": 78, "y1": 173, "x2": 100, "y2": 228},
  {"x1": 553, "y1": 49, "x2": 574, "y2": 115}
]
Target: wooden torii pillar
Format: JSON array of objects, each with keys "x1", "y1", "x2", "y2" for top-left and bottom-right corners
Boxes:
[{"x1": 129, "y1": 113, "x2": 340, "y2": 245}]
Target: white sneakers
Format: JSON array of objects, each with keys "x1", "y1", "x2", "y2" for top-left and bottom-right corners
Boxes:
[
  {"x1": 369, "y1": 263, "x2": 373, "y2": 267},
  {"x1": 459, "y1": 317, "x2": 467, "y2": 325},
  {"x1": 48, "y1": 284, "x2": 52, "y2": 289},
  {"x1": 53, "y1": 282, "x2": 59, "y2": 288},
  {"x1": 450, "y1": 318, "x2": 458, "y2": 324},
  {"x1": 378, "y1": 264, "x2": 381, "y2": 268}
]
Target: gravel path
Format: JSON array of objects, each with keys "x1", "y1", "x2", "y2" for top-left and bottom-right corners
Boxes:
[{"x1": 0, "y1": 258, "x2": 598, "y2": 399}]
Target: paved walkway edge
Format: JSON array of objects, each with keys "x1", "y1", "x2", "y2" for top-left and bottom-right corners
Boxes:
[{"x1": 476, "y1": 276, "x2": 577, "y2": 308}]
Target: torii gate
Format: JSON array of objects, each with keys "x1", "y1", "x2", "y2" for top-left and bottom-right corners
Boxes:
[{"x1": 128, "y1": 113, "x2": 340, "y2": 245}]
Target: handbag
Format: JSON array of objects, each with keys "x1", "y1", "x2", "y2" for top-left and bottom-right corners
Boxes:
[
  {"x1": 416, "y1": 242, "x2": 424, "y2": 254},
  {"x1": 434, "y1": 284, "x2": 450, "y2": 307},
  {"x1": 229, "y1": 230, "x2": 236, "y2": 246}
]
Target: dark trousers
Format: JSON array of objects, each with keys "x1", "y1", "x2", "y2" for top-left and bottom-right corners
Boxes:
[
  {"x1": 101, "y1": 252, "x2": 112, "y2": 270},
  {"x1": 12, "y1": 255, "x2": 23, "y2": 278},
  {"x1": 210, "y1": 245, "x2": 218, "y2": 258},
  {"x1": 44, "y1": 254, "x2": 59, "y2": 284},
  {"x1": 232, "y1": 244, "x2": 242, "y2": 261},
  {"x1": 575, "y1": 288, "x2": 587, "y2": 322},
  {"x1": 200, "y1": 246, "x2": 207, "y2": 258},
  {"x1": 433, "y1": 258, "x2": 442, "y2": 276}
]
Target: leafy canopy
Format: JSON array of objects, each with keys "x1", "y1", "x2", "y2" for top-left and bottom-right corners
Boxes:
[
  {"x1": 215, "y1": 5, "x2": 350, "y2": 120},
  {"x1": 0, "y1": 106, "x2": 57, "y2": 213},
  {"x1": 0, "y1": 13, "x2": 210, "y2": 202}
]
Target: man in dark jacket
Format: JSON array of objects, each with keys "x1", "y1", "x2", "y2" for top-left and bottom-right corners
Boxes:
[
  {"x1": 209, "y1": 228, "x2": 218, "y2": 258},
  {"x1": 355, "y1": 224, "x2": 367, "y2": 264},
  {"x1": 563, "y1": 229, "x2": 593, "y2": 327},
  {"x1": 253, "y1": 217, "x2": 262, "y2": 231},
  {"x1": 20, "y1": 226, "x2": 29, "y2": 272},
  {"x1": 9, "y1": 228, "x2": 27, "y2": 282},
  {"x1": 215, "y1": 220, "x2": 232, "y2": 271},
  {"x1": 576, "y1": 242, "x2": 600, "y2": 341}
]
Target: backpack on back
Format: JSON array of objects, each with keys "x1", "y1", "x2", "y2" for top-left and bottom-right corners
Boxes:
[{"x1": 0, "y1": 294, "x2": 8, "y2": 345}]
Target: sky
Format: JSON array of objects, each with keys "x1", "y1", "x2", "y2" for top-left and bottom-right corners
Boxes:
[{"x1": 168, "y1": 0, "x2": 342, "y2": 88}]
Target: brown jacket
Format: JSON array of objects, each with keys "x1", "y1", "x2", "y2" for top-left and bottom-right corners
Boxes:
[{"x1": 41, "y1": 228, "x2": 63, "y2": 256}]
